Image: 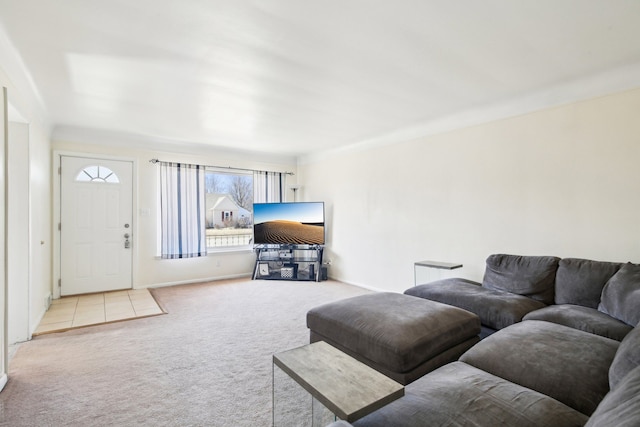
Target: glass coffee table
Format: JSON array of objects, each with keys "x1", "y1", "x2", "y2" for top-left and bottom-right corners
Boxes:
[{"x1": 273, "y1": 341, "x2": 404, "y2": 426}]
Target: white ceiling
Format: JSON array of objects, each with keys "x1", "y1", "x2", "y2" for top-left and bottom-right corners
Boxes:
[{"x1": 1, "y1": 0, "x2": 640, "y2": 158}]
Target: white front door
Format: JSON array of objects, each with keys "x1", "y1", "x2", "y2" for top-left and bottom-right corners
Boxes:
[{"x1": 60, "y1": 156, "x2": 133, "y2": 296}]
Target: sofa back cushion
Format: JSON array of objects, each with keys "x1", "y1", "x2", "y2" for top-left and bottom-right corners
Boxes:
[
  {"x1": 482, "y1": 254, "x2": 560, "y2": 305},
  {"x1": 609, "y1": 325, "x2": 640, "y2": 389},
  {"x1": 555, "y1": 258, "x2": 622, "y2": 308},
  {"x1": 598, "y1": 262, "x2": 640, "y2": 327}
]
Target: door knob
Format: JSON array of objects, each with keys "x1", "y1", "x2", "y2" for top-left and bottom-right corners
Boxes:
[{"x1": 124, "y1": 233, "x2": 130, "y2": 238}]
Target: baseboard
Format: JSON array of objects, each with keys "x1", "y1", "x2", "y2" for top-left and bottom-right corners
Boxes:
[
  {"x1": 143, "y1": 273, "x2": 253, "y2": 289},
  {"x1": 328, "y1": 277, "x2": 390, "y2": 293}
]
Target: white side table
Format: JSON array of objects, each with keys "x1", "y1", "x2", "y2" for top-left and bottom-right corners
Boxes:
[{"x1": 414, "y1": 260, "x2": 463, "y2": 286}]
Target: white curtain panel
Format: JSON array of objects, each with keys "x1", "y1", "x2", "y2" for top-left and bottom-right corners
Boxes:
[
  {"x1": 253, "y1": 171, "x2": 286, "y2": 203},
  {"x1": 159, "y1": 162, "x2": 207, "y2": 258}
]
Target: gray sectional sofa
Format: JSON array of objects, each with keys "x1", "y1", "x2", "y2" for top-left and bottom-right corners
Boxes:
[
  {"x1": 319, "y1": 254, "x2": 640, "y2": 426},
  {"x1": 405, "y1": 254, "x2": 638, "y2": 340},
  {"x1": 328, "y1": 319, "x2": 640, "y2": 426}
]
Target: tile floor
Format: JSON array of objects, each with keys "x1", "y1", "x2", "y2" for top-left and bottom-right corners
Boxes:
[{"x1": 34, "y1": 288, "x2": 165, "y2": 336}]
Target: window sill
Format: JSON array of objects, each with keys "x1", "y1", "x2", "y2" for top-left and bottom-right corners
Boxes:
[
  {"x1": 154, "y1": 247, "x2": 254, "y2": 259},
  {"x1": 206, "y1": 246, "x2": 254, "y2": 254}
]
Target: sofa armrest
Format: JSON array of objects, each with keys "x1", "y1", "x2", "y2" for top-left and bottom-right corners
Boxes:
[
  {"x1": 523, "y1": 304, "x2": 632, "y2": 341},
  {"x1": 405, "y1": 278, "x2": 545, "y2": 330},
  {"x1": 413, "y1": 277, "x2": 482, "y2": 288}
]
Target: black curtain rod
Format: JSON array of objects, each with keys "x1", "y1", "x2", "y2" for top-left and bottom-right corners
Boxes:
[{"x1": 149, "y1": 159, "x2": 294, "y2": 176}]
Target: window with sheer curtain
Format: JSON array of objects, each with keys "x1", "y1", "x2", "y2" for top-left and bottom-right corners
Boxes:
[{"x1": 158, "y1": 162, "x2": 288, "y2": 256}]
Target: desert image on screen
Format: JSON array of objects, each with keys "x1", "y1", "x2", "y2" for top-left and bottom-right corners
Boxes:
[
  {"x1": 253, "y1": 202, "x2": 325, "y2": 245},
  {"x1": 254, "y1": 220, "x2": 324, "y2": 245}
]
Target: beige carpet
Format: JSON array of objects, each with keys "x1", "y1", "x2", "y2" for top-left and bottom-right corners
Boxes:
[{"x1": 1, "y1": 278, "x2": 371, "y2": 426}]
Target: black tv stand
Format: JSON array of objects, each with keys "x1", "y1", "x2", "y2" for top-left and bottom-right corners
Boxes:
[{"x1": 252, "y1": 245, "x2": 324, "y2": 282}]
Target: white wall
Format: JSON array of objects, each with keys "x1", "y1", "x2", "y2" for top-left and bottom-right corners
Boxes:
[
  {"x1": 7, "y1": 122, "x2": 29, "y2": 343},
  {"x1": 0, "y1": 57, "x2": 52, "y2": 341},
  {"x1": 6, "y1": 120, "x2": 51, "y2": 342},
  {"x1": 299, "y1": 88, "x2": 640, "y2": 292},
  {"x1": 28, "y1": 123, "x2": 51, "y2": 331},
  {"x1": 3, "y1": 119, "x2": 51, "y2": 340},
  {"x1": 52, "y1": 138, "x2": 297, "y2": 289}
]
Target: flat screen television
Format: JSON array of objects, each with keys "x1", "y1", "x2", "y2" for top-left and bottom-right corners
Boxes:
[{"x1": 253, "y1": 202, "x2": 325, "y2": 246}]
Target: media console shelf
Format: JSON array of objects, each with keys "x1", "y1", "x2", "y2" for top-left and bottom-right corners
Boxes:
[{"x1": 252, "y1": 245, "x2": 324, "y2": 282}]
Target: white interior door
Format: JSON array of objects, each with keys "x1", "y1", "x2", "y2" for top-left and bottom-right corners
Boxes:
[{"x1": 60, "y1": 156, "x2": 133, "y2": 296}]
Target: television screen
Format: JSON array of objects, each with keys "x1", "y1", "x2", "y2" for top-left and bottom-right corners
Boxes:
[{"x1": 253, "y1": 202, "x2": 325, "y2": 245}]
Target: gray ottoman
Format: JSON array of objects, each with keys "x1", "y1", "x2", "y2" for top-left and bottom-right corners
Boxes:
[{"x1": 307, "y1": 292, "x2": 481, "y2": 385}]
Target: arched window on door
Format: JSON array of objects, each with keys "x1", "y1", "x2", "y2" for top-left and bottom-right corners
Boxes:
[{"x1": 75, "y1": 165, "x2": 120, "y2": 183}]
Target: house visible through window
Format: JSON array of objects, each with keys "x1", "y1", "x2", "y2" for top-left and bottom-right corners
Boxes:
[{"x1": 205, "y1": 170, "x2": 253, "y2": 248}]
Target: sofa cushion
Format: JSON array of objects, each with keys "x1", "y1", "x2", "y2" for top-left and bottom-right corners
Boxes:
[
  {"x1": 405, "y1": 278, "x2": 546, "y2": 330},
  {"x1": 523, "y1": 304, "x2": 632, "y2": 341},
  {"x1": 482, "y1": 254, "x2": 560, "y2": 305},
  {"x1": 585, "y1": 365, "x2": 640, "y2": 427},
  {"x1": 609, "y1": 325, "x2": 640, "y2": 390},
  {"x1": 307, "y1": 293, "x2": 480, "y2": 375},
  {"x1": 349, "y1": 362, "x2": 588, "y2": 427},
  {"x1": 598, "y1": 262, "x2": 640, "y2": 326},
  {"x1": 555, "y1": 258, "x2": 622, "y2": 308},
  {"x1": 460, "y1": 320, "x2": 619, "y2": 415}
]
